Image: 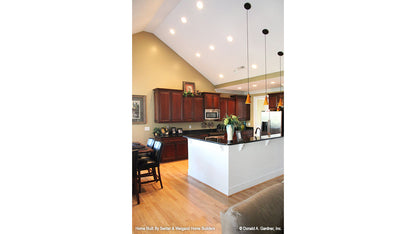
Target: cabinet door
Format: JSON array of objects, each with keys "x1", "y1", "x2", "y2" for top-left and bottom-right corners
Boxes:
[
  {"x1": 212, "y1": 95, "x2": 220, "y2": 109},
  {"x1": 227, "y1": 99, "x2": 236, "y2": 116},
  {"x1": 269, "y1": 94, "x2": 278, "y2": 110},
  {"x1": 235, "y1": 96, "x2": 245, "y2": 120},
  {"x1": 204, "y1": 94, "x2": 213, "y2": 109},
  {"x1": 171, "y1": 91, "x2": 183, "y2": 122},
  {"x1": 193, "y1": 97, "x2": 204, "y2": 121},
  {"x1": 220, "y1": 98, "x2": 228, "y2": 119},
  {"x1": 155, "y1": 90, "x2": 171, "y2": 122},
  {"x1": 175, "y1": 139, "x2": 188, "y2": 160},
  {"x1": 244, "y1": 101, "x2": 250, "y2": 121},
  {"x1": 183, "y1": 97, "x2": 193, "y2": 121},
  {"x1": 235, "y1": 96, "x2": 250, "y2": 121},
  {"x1": 161, "y1": 142, "x2": 176, "y2": 162}
]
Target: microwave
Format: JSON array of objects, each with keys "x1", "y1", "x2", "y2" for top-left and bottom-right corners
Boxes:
[{"x1": 204, "y1": 109, "x2": 220, "y2": 120}]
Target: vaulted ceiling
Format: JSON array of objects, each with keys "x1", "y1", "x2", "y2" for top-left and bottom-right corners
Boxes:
[{"x1": 133, "y1": 0, "x2": 284, "y2": 93}]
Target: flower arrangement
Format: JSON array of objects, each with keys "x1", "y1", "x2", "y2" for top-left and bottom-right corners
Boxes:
[{"x1": 223, "y1": 114, "x2": 244, "y2": 130}]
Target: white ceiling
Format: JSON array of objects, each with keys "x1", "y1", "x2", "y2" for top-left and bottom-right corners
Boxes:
[{"x1": 132, "y1": 0, "x2": 284, "y2": 92}]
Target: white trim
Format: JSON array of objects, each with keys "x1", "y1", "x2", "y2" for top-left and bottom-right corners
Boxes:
[
  {"x1": 253, "y1": 95, "x2": 265, "y2": 135},
  {"x1": 215, "y1": 87, "x2": 284, "y2": 95},
  {"x1": 228, "y1": 168, "x2": 284, "y2": 195}
]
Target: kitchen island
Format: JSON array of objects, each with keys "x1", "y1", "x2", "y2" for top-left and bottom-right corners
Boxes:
[{"x1": 184, "y1": 134, "x2": 283, "y2": 196}]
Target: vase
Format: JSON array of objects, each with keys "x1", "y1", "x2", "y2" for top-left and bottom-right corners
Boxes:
[
  {"x1": 236, "y1": 130, "x2": 242, "y2": 141},
  {"x1": 226, "y1": 124, "x2": 234, "y2": 142}
]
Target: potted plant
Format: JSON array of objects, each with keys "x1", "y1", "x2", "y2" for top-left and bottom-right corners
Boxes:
[
  {"x1": 182, "y1": 91, "x2": 194, "y2": 97},
  {"x1": 223, "y1": 114, "x2": 242, "y2": 143}
]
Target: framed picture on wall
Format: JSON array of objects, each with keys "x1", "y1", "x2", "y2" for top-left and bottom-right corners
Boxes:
[
  {"x1": 132, "y1": 95, "x2": 146, "y2": 124},
  {"x1": 183, "y1": 81, "x2": 195, "y2": 93}
]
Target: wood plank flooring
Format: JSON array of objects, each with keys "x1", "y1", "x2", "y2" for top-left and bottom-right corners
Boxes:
[{"x1": 132, "y1": 159, "x2": 284, "y2": 233}]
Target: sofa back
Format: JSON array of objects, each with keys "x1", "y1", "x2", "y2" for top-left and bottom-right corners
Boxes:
[{"x1": 220, "y1": 183, "x2": 284, "y2": 233}]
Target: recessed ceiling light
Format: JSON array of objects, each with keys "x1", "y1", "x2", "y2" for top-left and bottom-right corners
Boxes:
[
  {"x1": 195, "y1": 52, "x2": 201, "y2": 57},
  {"x1": 209, "y1": 45, "x2": 215, "y2": 50},
  {"x1": 251, "y1": 64, "x2": 257, "y2": 69},
  {"x1": 169, "y1": 29, "x2": 175, "y2": 35},
  {"x1": 196, "y1": 1, "x2": 203, "y2": 9},
  {"x1": 219, "y1": 74, "x2": 224, "y2": 78},
  {"x1": 181, "y1": 17, "x2": 187, "y2": 23},
  {"x1": 227, "y1": 36, "x2": 233, "y2": 42},
  {"x1": 238, "y1": 87, "x2": 242, "y2": 89},
  {"x1": 252, "y1": 84, "x2": 257, "y2": 87},
  {"x1": 271, "y1": 81, "x2": 276, "y2": 84}
]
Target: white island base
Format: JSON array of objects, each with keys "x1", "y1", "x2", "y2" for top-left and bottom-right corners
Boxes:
[{"x1": 187, "y1": 137, "x2": 284, "y2": 196}]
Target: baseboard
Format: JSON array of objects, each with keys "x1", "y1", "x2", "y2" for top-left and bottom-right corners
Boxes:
[{"x1": 228, "y1": 168, "x2": 284, "y2": 195}]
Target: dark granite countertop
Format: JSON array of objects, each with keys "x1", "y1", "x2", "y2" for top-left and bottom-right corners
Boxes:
[
  {"x1": 182, "y1": 127, "x2": 253, "y2": 137},
  {"x1": 184, "y1": 133, "x2": 282, "y2": 146}
]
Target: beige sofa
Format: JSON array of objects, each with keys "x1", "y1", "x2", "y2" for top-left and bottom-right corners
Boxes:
[{"x1": 220, "y1": 183, "x2": 284, "y2": 234}]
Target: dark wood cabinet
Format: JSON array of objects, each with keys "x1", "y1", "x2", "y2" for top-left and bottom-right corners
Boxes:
[
  {"x1": 156, "y1": 137, "x2": 188, "y2": 162},
  {"x1": 227, "y1": 99, "x2": 236, "y2": 116},
  {"x1": 183, "y1": 97, "x2": 193, "y2": 121},
  {"x1": 171, "y1": 91, "x2": 183, "y2": 121},
  {"x1": 212, "y1": 95, "x2": 220, "y2": 109},
  {"x1": 203, "y1": 93, "x2": 220, "y2": 109},
  {"x1": 154, "y1": 89, "x2": 183, "y2": 123},
  {"x1": 154, "y1": 89, "x2": 171, "y2": 122},
  {"x1": 154, "y1": 88, "x2": 227, "y2": 123},
  {"x1": 175, "y1": 140, "x2": 189, "y2": 160},
  {"x1": 269, "y1": 92, "x2": 284, "y2": 111},
  {"x1": 233, "y1": 95, "x2": 250, "y2": 121},
  {"x1": 220, "y1": 98, "x2": 227, "y2": 119},
  {"x1": 183, "y1": 96, "x2": 204, "y2": 122},
  {"x1": 220, "y1": 98, "x2": 236, "y2": 119},
  {"x1": 193, "y1": 97, "x2": 204, "y2": 121}
]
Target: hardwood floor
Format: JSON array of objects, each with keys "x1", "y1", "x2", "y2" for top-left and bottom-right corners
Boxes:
[{"x1": 132, "y1": 159, "x2": 283, "y2": 233}]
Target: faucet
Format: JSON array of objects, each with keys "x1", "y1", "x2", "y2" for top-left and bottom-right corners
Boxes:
[{"x1": 255, "y1": 127, "x2": 261, "y2": 137}]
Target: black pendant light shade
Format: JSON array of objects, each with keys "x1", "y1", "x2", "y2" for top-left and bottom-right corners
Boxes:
[
  {"x1": 262, "y1": 29, "x2": 269, "y2": 35},
  {"x1": 244, "y1": 2, "x2": 251, "y2": 10},
  {"x1": 278, "y1": 51, "x2": 284, "y2": 56}
]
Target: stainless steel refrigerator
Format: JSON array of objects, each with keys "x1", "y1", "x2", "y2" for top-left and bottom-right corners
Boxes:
[{"x1": 261, "y1": 111, "x2": 282, "y2": 135}]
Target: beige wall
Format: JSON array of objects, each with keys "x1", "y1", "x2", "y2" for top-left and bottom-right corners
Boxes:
[{"x1": 132, "y1": 32, "x2": 219, "y2": 143}]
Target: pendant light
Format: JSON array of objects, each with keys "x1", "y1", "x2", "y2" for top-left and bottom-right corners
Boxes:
[
  {"x1": 244, "y1": 2, "x2": 251, "y2": 104},
  {"x1": 262, "y1": 29, "x2": 269, "y2": 107},
  {"x1": 277, "y1": 51, "x2": 284, "y2": 109}
]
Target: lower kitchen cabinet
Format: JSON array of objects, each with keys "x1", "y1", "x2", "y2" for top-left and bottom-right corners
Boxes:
[{"x1": 155, "y1": 136, "x2": 188, "y2": 162}]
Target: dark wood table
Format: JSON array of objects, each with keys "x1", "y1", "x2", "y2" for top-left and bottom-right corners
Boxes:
[{"x1": 132, "y1": 142, "x2": 154, "y2": 204}]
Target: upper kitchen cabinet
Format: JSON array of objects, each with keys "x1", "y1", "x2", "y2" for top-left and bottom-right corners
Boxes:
[
  {"x1": 269, "y1": 92, "x2": 284, "y2": 111},
  {"x1": 154, "y1": 88, "x2": 183, "y2": 123},
  {"x1": 203, "y1": 93, "x2": 220, "y2": 109},
  {"x1": 192, "y1": 96, "x2": 204, "y2": 122},
  {"x1": 233, "y1": 95, "x2": 250, "y2": 121},
  {"x1": 183, "y1": 96, "x2": 204, "y2": 122},
  {"x1": 220, "y1": 98, "x2": 236, "y2": 119}
]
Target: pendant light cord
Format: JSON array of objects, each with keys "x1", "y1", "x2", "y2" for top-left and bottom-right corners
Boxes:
[
  {"x1": 280, "y1": 55, "x2": 282, "y2": 93},
  {"x1": 246, "y1": 9, "x2": 250, "y2": 95},
  {"x1": 264, "y1": 34, "x2": 267, "y2": 95}
]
